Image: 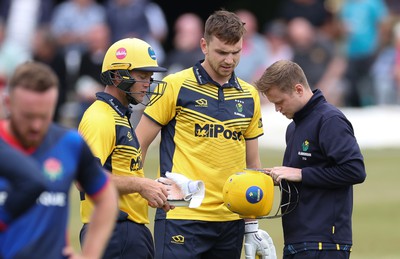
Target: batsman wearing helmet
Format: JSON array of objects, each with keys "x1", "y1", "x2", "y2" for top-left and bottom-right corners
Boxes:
[
  {"x1": 78, "y1": 37, "x2": 172, "y2": 258},
  {"x1": 136, "y1": 10, "x2": 275, "y2": 259}
]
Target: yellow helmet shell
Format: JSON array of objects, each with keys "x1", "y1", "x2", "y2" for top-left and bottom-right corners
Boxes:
[
  {"x1": 223, "y1": 170, "x2": 274, "y2": 218},
  {"x1": 101, "y1": 38, "x2": 166, "y2": 73}
]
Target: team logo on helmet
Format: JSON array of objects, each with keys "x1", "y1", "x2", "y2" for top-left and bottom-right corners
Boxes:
[
  {"x1": 116, "y1": 48, "x2": 127, "y2": 59},
  {"x1": 148, "y1": 47, "x2": 157, "y2": 60},
  {"x1": 246, "y1": 186, "x2": 263, "y2": 204}
]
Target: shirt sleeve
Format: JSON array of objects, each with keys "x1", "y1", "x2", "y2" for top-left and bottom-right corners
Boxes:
[{"x1": 75, "y1": 139, "x2": 110, "y2": 197}]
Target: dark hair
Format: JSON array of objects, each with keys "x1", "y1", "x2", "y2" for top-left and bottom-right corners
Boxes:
[
  {"x1": 204, "y1": 10, "x2": 246, "y2": 45},
  {"x1": 8, "y1": 61, "x2": 59, "y2": 92}
]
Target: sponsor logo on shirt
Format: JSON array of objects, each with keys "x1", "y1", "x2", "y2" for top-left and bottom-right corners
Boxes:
[
  {"x1": 127, "y1": 131, "x2": 133, "y2": 141},
  {"x1": 0, "y1": 192, "x2": 7, "y2": 205},
  {"x1": 171, "y1": 235, "x2": 185, "y2": 244},
  {"x1": 234, "y1": 100, "x2": 245, "y2": 117},
  {"x1": 43, "y1": 158, "x2": 62, "y2": 181},
  {"x1": 298, "y1": 140, "x2": 311, "y2": 160},
  {"x1": 37, "y1": 192, "x2": 66, "y2": 207},
  {"x1": 258, "y1": 118, "x2": 263, "y2": 128},
  {"x1": 195, "y1": 98, "x2": 208, "y2": 107},
  {"x1": 194, "y1": 123, "x2": 243, "y2": 141},
  {"x1": 130, "y1": 156, "x2": 143, "y2": 171}
]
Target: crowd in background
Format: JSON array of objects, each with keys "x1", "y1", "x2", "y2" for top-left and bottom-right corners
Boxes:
[{"x1": 0, "y1": 0, "x2": 399, "y2": 128}]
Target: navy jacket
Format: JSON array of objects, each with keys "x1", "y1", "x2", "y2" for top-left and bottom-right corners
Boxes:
[{"x1": 282, "y1": 89, "x2": 366, "y2": 245}]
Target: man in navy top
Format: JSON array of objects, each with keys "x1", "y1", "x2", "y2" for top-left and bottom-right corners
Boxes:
[
  {"x1": 0, "y1": 61, "x2": 118, "y2": 259},
  {"x1": 254, "y1": 60, "x2": 366, "y2": 259}
]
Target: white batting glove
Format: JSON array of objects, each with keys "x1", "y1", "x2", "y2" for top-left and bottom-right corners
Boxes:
[
  {"x1": 165, "y1": 172, "x2": 205, "y2": 208},
  {"x1": 244, "y1": 220, "x2": 277, "y2": 259}
]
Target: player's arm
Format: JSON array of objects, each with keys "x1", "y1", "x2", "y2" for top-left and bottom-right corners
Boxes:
[
  {"x1": 246, "y1": 138, "x2": 262, "y2": 169},
  {"x1": 79, "y1": 179, "x2": 118, "y2": 259},
  {"x1": 0, "y1": 148, "x2": 46, "y2": 231},
  {"x1": 73, "y1": 139, "x2": 119, "y2": 258},
  {"x1": 135, "y1": 114, "x2": 162, "y2": 162},
  {"x1": 111, "y1": 174, "x2": 168, "y2": 208},
  {"x1": 135, "y1": 111, "x2": 170, "y2": 208}
]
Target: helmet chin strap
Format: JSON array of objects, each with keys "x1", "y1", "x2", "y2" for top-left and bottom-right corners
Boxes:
[
  {"x1": 114, "y1": 78, "x2": 141, "y2": 105},
  {"x1": 125, "y1": 92, "x2": 140, "y2": 105}
]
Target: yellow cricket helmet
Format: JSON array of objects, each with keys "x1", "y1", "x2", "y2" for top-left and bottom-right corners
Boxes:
[
  {"x1": 222, "y1": 170, "x2": 274, "y2": 219},
  {"x1": 101, "y1": 38, "x2": 166, "y2": 74},
  {"x1": 100, "y1": 38, "x2": 167, "y2": 105}
]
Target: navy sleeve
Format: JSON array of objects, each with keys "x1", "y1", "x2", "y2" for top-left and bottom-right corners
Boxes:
[
  {"x1": 302, "y1": 115, "x2": 366, "y2": 188},
  {"x1": 75, "y1": 139, "x2": 109, "y2": 197},
  {"x1": 0, "y1": 147, "x2": 46, "y2": 230}
]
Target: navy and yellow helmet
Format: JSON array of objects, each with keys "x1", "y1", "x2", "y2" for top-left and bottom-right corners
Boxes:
[{"x1": 222, "y1": 170, "x2": 274, "y2": 219}]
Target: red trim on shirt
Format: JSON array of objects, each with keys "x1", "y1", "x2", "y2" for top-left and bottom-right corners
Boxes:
[{"x1": 0, "y1": 120, "x2": 36, "y2": 154}]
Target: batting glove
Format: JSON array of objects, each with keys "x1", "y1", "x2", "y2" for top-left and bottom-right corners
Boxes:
[
  {"x1": 165, "y1": 172, "x2": 205, "y2": 208},
  {"x1": 244, "y1": 220, "x2": 277, "y2": 259}
]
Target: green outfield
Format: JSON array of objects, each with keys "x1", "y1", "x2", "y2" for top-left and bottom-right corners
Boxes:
[{"x1": 68, "y1": 147, "x2": 400, "y2": 259}]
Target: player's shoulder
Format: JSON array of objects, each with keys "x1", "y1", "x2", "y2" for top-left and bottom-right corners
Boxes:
[
  {"x1": 50, "y1": 123, "x2": 84, "y2": 142},
  {"x1": 235, "y1": 77, "x2": 260, "y2": 100},
  {"x1": 82, "y1": 100, "x2": 112, "y2": 117},
  {"x1": 236, "y1": 77, "x2": 257, "y2": 91},
  {"x1": 80, "y1": 100, "x2": 115, "y2": 125},
  {"x1": 163, "y1": 67, "x2": 195, "y2": 83}
]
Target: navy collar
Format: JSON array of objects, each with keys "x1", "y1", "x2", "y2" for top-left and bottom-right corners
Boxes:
[
  {"x1": 96, "y1": 92, "x2": 132, "y2": 118},
  {"x1": 293, "y1": 89, "x2": 326, "y2": 124},
  {"x1": 192, "y1": 60, "x2": 243, "y2": 91}
]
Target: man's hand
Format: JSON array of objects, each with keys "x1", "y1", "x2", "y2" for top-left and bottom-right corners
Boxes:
[
  {"x1": 244, "y1": 220, "x2": 277, "y2": 259},
  {"x1": 161, "y1": 172, "x2": 205, "y2": 208},
  {"x1": 136, "y1": 177, "x2": 169, "y2": 209}
]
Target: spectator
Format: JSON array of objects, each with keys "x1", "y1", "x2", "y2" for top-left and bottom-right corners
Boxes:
[
  {"x1": 287, "y1": 17, "x2": 346, "y2": 106},
  {"x1": 390, "y1": 21, "x2": 400, "y2": 104},
  {"x1": 0, "y1": 18, "x2": 29, "y2": 85},
  {"x1": 32, "y1": 25, "x2": 68, "y2": 122},
  {"x1": 263, "y1": 19, "x2": 293, "y2": 68},
  {"x1": 339, "y1": 0, "x2": 389, "y2": 107},
  {"x1": 163, "y1": 13, "x2": 204, "y2": 74},
  {"x1": 0, "y1": 18, "x2": 29, "y2": 119},
  {"x1": 105, "y1": 0, "x2": 168, "y2": 65},
  {"x1": 51, "y1": 0, "x2": 106, "y2": 55},
  {"x1": 1, "y1": 0, "x2": 54, "y2": 55},
  {"x1": 278, "y1": 0, "x2": 331, "y2": 28},
  {"x1": 78, "y1": 23, "x2": 111, "y2": 85},
  {"x1": 51, "y1": 0, "x2": 106, "y2": 85},
  {"x1": 234, "y1": 9, "x2": 270, "y2": 83}
]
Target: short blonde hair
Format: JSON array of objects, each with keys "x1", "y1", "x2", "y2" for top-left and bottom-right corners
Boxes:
[{"x1": 254, "y1": 60, "x2": 310, "y2": 94}]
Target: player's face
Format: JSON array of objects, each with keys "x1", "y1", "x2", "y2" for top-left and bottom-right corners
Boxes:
[
  {"x1": 7, "y1": 87, "x2": 57, "y2": 148},
  {"x1": 201, "y1": 36, "x2": 242, "y2": 83},
  {"x1": 128, "y1": 70, "x2": 154, "y2": 103},
  {"x1": 265, "y1": 86, "x2": 301, "y2": 119}
]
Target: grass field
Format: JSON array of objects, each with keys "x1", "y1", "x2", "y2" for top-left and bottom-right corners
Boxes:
[{"x1": 68, "y1": 146, "x2": 400, "y2": 258}]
